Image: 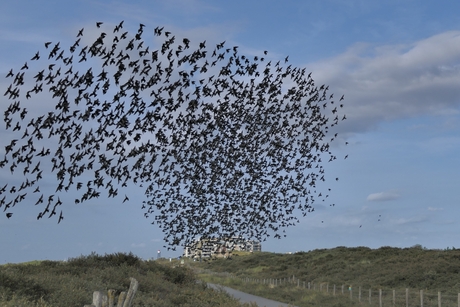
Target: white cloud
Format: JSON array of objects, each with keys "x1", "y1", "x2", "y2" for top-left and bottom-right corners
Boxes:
[
  {"x1": 366, "y1": 191, "x2": 400, "y2": 201},
  {"x1": 428, "y1": 207, "x2": 443, "y2": 211},
  {"x1": 309, "y1": 31, "x2": 460, "y2": 134}
]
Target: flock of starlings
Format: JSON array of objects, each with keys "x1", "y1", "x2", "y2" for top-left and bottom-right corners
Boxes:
[{"x1": 1, "y1": 21, "x2": 347, "y2": 248}]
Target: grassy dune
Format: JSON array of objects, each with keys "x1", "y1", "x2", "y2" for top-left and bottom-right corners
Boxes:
[
  {"x1": 4, "y1": 246, "x2": 459, "y2": 306},
  {"x1": 192, "y1": 246, "x2": 460, "y2": 307},
  {"x1": 0, "y1": 252, "x2": 254, "y2": 307}
]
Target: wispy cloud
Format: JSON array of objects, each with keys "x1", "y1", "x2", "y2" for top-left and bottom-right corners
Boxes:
[
  {"x1": 393, "y1": 215, "x2": 428, "y2": 225},
  {"x1": 309, "y1": 31, "x2": 460, "y2": 134},
  {"x1": 367, "y1": 191, "x2": 400, "y2": 201}
]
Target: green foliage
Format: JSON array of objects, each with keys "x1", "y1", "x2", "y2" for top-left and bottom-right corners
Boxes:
[
  {"x1": 0, "y1": 252, "x2": 250, "y2": 307},
  {"x1": 0, "y1": 270, "x2": 49, "y2": 302},
  {"x1": 67, "y1": 251, "x2": 142, "y2": 268},
  {"x1": 192, "y1": 247, "x2": 460, "y2": 307}
]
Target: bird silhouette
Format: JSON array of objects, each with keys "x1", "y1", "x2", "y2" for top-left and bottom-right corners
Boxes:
[
  {"x1": 58, "y1": 210, "x2": 64, "y2": 223},
  {"x1": 1, "y1": 21, "x2": 348, "y2": 249}
]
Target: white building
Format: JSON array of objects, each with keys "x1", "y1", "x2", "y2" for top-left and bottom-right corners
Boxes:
[{"x1": 183, "y1": 236, "x2": 261, "y2": 259}]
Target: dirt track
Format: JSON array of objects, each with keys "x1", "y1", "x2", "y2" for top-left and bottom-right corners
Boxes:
[{"x1": 207, "y1": 283, "x2": 296, "y2": 307}]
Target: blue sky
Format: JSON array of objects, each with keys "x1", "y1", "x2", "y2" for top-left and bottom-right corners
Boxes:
[{"x1": 1, "y1": 0, "x2": 459, "y2": 264}]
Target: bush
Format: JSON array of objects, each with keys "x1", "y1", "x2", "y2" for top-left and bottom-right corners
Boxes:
[{"x1": 0, "y1": 252, "x2": 246, "y2": 307}]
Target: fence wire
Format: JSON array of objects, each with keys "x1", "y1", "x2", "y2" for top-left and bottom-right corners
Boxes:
[{"x1": 233, "y1": 274, "x2": 460, "y2": 307}]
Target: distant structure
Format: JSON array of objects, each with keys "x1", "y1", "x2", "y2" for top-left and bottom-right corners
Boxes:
[
  {"x1": 235, "y1": 239, "x2": 262, "y2": 252},
  {"x1": 183, "y1": 237, "x2": 261, "y2": 259}
]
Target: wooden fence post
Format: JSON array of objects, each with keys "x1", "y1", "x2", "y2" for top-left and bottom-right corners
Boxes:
[
  {"x1": 406, "y1": 288, "x2": 409, "y2": 307},
  {"x1": 92, "y1": 291, "x2": 103, "y2": 307},
  {"x1": 108, "y1": 289, "x2": 116, "y2": 307},
  {"x1": 84, "y1": 278, "x2": 138, "y2": 307},
  {"x1": 123, "y1": 277, "x2": 138, "y2": 307},
  {"x1": 359, "y1": 286, "x2": 361, "y2": 302},
  {"x1": 369, "y1": 288, "x2": 372, "y2": 304},
  {"x1": 258, "y1": 276, "x2": 460, "y2": 307},
  {"x1": 117, "y1": 292, "x2": 127, "y2": 307},
  {"x1": 257, "y1": 277, "x2": 460, "y2": 307}
]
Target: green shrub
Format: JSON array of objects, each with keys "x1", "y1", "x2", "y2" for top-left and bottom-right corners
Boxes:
[
  {"x1": 191, "y1": 247, "x2": 460, "y2": 307},
  {"x1": 0, "y1": 252, "x2": 246, "y2": 307}
]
